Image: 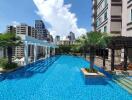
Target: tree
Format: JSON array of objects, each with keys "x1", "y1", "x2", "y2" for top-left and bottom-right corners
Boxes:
[
  {"x1": 76, "y1": 32, "x2": 110, "y2": 72},
  {"x1": 76, "y1": 35, "x2": 88, "y2": 58},
  {"x1": 56, "y1": 45, "x2": 72, "y2": 54},
  {"x1": 0, "y1": 33, "x2": 22, "y2": 64}
]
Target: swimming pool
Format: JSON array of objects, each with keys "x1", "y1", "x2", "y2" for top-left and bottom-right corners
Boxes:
[{"x1": 0, "y1": 55, "x2": 131, "y2": 100}]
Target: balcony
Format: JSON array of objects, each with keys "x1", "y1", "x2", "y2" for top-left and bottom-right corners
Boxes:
[
  {"x1": 92, "y1": 3, "x2": 97, "y2": 9},
  {"x1": 111, "y1": 0, "x2": 122, "y2": 5},
  {"x1": 128, "y1": 0, "x2": 132, "y2": 4},
  {"x1": 92, "y1": 13, "x2": 97, "y2": 17},
  {"x1": 111, "y1": 16, "x2": 122, "y2": 22}
]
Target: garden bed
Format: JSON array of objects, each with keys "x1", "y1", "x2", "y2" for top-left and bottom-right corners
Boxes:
[
  {"x1": 81, "y1": 68, "x2": 104, "y2": 77},
  {"x1": 81, "y1": 68, "x2": 106, "y2": 85}
]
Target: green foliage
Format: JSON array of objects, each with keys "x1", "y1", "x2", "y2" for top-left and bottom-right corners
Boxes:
[
  {"x1": 4, "y1": 63, "x2": 18, "y2": 69},
  {"x1": 75, "y1": 35, "x2": 88, "y2": 50},
  {"x1": 0, "y1": 32, "x2": 22, "y2": 47},
  {"x1": 0, "y1": 33, "x2": 22, "y2": 64},
  {"x1": 70, "y1": 45, "x2": 81, "y2": 53},
  {"x1": 2, "y1": 62, "x2": 18, "y2": 69},
  {"x1": 57, "y1": 44, "x2": 82, "y2": 54},
  {"x1": 0, "y1": 58, "x2": 18, "y2": 69},
  {"x1": 56, "y1": 45, "x2": 72, "y2": 54},
  {"x1": 76, "y1": 32, "x2": 110, "y2": 50},
  {"x1": 85, "y1": 68, "x2": 98, "y2": 73},
  {"x1": 0, "y1": 58, "x2": 8, "y2": 68},
  {"x1": 86, "y1": 32, "x2": 110, "y2": 48},
  {"x1": 75, "y1": 31, "x2": 110, "y2": 71}
]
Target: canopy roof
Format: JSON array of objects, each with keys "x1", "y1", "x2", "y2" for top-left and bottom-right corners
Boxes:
[
  {"x1": 18, "y1": 34, "x2": 58, "y2": 48},
  {"x1": 108, "y1": 36, "x2": 132, "y2": 49}
]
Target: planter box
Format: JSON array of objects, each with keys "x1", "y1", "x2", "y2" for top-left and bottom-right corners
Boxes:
[
  {"x1": 81, "y1": 68, "x2": 104, "y2": 77},
  {"x1": 81, "y1": 68, "x2": 107, "y2": 85}
]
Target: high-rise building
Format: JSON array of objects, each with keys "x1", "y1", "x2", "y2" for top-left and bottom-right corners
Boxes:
[
  {"x1": 5, "y1": 20, "x2": 54, "y2": 60},
  {"x1": 16, "y1": 24, "x2": 32, "y2": 36},
  {"x1": 69, "y1": 32, "x2": 75, "y2": 41},
  {"x1": 7, "y1": 24, "x2": 35, "y2": 59},
  {"x1": 15, "y1": 24, "x2": 28, "y2": 58},
  {"x1": 55, "y1": 35, "x2": 60, "y2": 45},
  {"x1": 35, "y1": 20, "x2": 46, "y2": 56},
  {"x1": 35, "y1": 20, "x2": 47, "y2": 39},
  {"x1": 6, "y1": 26, "x2": 16, "y2": 57},
  {"x1": 66, "y1": 32, "x2": 75, "y2": 45},
  {"x1": 35, "y1": 20, "x2": 54, "y2": 56},
  {"x1": 121, "y1": 0, "x2": 132, "y2": 62},
  {"x1": 122, "y1": 0, "x2": 132, "y2": 37},
  {"x1": 92, "y1": 0, "x2": 132, "y2": 62},
  {"x1": 35, "y1": 20, "x2": 53, "y2": 42},
  {"x1": 31, "y1": 27, "x2": 37, "y2": 38},
  {"x1": 48, "y1": 34, "x2": 53, "y2": 42},
  {"x1": 7, "y1": 25, "x2": 16, "y2": 33},
  {"x1": 92, "y1": 0, "x2": 122, "y2": 36}
]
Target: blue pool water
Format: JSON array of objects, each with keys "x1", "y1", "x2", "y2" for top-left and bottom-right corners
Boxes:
[{"x1": 0, "y1": 55, "x2": 132, "y2": 100}]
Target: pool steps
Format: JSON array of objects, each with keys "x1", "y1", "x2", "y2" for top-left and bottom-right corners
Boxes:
[{"x1": 113, "y1": 77, "x2": 132, "y2": 94}]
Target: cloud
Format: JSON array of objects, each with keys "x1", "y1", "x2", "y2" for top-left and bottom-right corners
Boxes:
[
  {"x1": 33, "y1": 0, "x2": 87, "y2": 39},
  {"x1": 11, "y1": 21, "x2": 20, "y2": 27}
]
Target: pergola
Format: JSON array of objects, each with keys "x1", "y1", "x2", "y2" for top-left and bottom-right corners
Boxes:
[
  {"x1": 108, "y1": 36, "x2": 132, "y2": 71},
  {"x1": 19, "y1": 34, "x2": 58, "y2": 65}
]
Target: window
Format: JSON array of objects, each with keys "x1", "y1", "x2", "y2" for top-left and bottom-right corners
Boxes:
[
  {"x1": 96, "y1": 17, "x2": 102, "y2": 27},
  {"x1": 99, "y1": 17, "x2": 102, "y2": 24},
  {"x1": 104, "y1": 26, "x2": 107, "y2": 32},
  {"x1": 97, "y1": 0, "x2": 101, "y2": 4},
  {"x1": 104, "y1": 0, "x2": 107, "y2": 6},
  {"x1": 104, "y1": 12, "x2": 107, "y2": 20},
  {"x1": 131, "y1": 9, "x2": 132, "y2": 21},
  {"x1": 96, "y1": 20, "x2": 99, "y2": 27}
]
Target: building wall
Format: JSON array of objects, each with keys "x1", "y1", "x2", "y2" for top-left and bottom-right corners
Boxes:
[
  {"x1": 6, "y1": 26, "x2": 16, "y2": 57},
  {"x1": 6, "y1": 20, "x2": 53, "y2": 60},
  {"x1": 7, "y1": 26, "x2": 16, "y2": 33},
  {"x1": 92, "y1": 0, "x2": 122, "y2": 63},
  {"x1": 122, "y1": 0, "x2": 132, "y2": 62},
  {"x1": 110, "y1": 0, "x2": 122, "y2": 36},
  {"x1": 93, "y1": 0, "x2": 122, "y2": 35},
  {"x1": 122, "y1": 0, "x2": 132, "y2": 37},
  {"x1": 15, "y1": 24, "x2": 28, "y2": 58},
  {"x1": 94, "y1": 0, "x2": 110, "y2": 33},
  {"x1": 93, "y1": 0, "x2": 132, "y2": 63}
]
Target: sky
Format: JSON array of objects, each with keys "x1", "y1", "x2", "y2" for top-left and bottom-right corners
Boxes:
[{"x1": 0, "y1": 0, "x2": 92, "y2": 38}]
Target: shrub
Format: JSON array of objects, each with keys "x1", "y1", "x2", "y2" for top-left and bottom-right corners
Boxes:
[
  {"x1": 0, "y1": 58, "x2": 18, "y2": 69},
  {"x1": 85, "y1": 68, "x2": 98, "y2": 73},
  {"x1": 2, "y1": 62, "x2": 18, "y2": 70},
  {"x1": 0, "y1": 58, "x2": 8, "y2": 68}
]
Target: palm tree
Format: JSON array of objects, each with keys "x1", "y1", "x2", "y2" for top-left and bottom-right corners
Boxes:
[
  {"x1": 76, "y1": 32, "x2": 110, "y2": 72},
  {"x1": 0, "y1": 33, "x2": 22, "y2": 64},
  {"x1": 76, "y1": 35, "x2": 88, "y2": 58}
]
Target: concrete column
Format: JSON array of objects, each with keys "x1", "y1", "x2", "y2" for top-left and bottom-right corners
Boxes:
[
  {"x1": 111, "y1": 49, "x2": 115, "y2": 71},
  {"x1": 34, "y1": 43, "x2": 37, "y2": 62},
  {"x1": 24, "y1": 41, "x2": 28, "y2": 65},
  {"x1": 53, "y1": 48, "x2": 55, "y2": 55},
  {"x1": 45, "y1": 46, "x2": 47, "y2": 58},
  {"x1": 121, "y1": 49, "x2": 124, "y2": 62},
  {"x1": 48, "y1": 47, "x2": 50, "y2": 57},
  {"x1": 124, "y1": 47, "x2": 128, "y2": 71}
]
